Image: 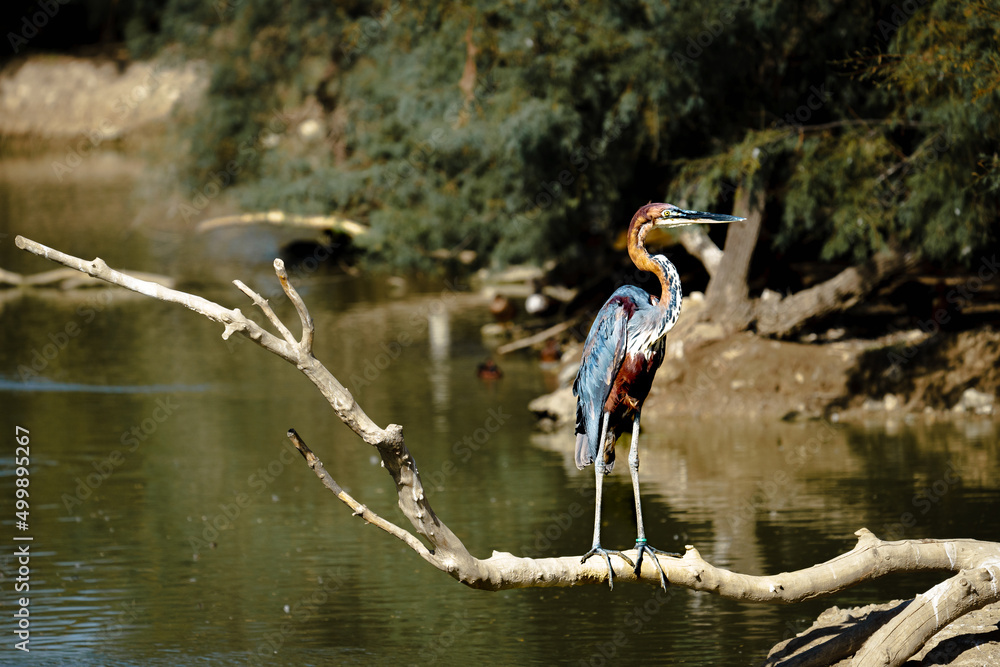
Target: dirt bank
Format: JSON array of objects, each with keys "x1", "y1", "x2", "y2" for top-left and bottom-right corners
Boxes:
[
  {"x1": 0, "y1": 54, "x2": 206, "y2": 141},
  {"x1": 529, "y1": 326, "x2": 1000, "y2": 429},
  {"x1": 658, "y1": 326, "x2": 1000, "y2": 420}
]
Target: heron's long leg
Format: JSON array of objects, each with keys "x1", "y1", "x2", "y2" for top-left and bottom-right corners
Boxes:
[
  {"x1": 581, "y1": 412, "x2": 633, "y2": 590},
  {"x1": 628, "y1": 412, "x2": 675, "y2": 591},
  {"x1": 590, "y1": 413, "x2": 610, "y2": 548},
  {"x1": 628, "y1": 414, "x2": 649, "y2": 543}
]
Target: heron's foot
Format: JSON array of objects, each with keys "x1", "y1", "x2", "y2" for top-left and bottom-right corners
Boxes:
[
  {"x1": 633, "y1": 540, "x2": 678, "y2": 591},
  {"x1": 581, "y1": 545, "x2": 635, "y2": 590}
]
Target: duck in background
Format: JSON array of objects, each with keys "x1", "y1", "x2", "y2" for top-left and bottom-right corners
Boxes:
[
  {"x1": 489, "y1": 294, "x2": 517, "y2": 324},
  {"x1": 476, "y1": 358, "x2": 503, "y2": 381}
]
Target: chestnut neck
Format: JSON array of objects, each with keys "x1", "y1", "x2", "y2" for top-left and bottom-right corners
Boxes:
[{"x1": 627, "y1": 214, "x2": 672, "y2": 304}]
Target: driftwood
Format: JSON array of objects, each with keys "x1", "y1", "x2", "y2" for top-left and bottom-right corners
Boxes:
[
  {"x1": 495, "y1": 318, "x2": 580, "y2": 355},
  {"x1": 15, "y1": 234, "x2": 1000, "y2": 666},
  {"x1": 195, "y1": 210, "x2": 367, "y2": 236},
  {"x1": 0, "y1": 265, "x2": 175, "y2": 289},
  {"x1": 756, "y1": 250, "x2": 920, "y2": 338}
]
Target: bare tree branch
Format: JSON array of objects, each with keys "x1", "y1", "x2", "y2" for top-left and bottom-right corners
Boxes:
[
  {"x1": 233, "y1": 279, "x2": 295, "y2": 343},
  {"x1": 496, "y1": 317, "x2": 580, "y2": 355},
  {"x1": 286, "y1": 428, "x2": 434, "y2": 563},
  {"x1": 765, "y1": 559, "x2": 1000, "y2": 667},
  {"x1": 0, "y1": 264, "x2": 175, "y2": 289},
  {"x1": 195, "y1": 210, "x2": 367, "y2": 237},
  {"x1": 15, "y1": 234, "x2": 1000, "y2": 665},
  {"x1": 677, "y1": 226, "x2": 724, "y2": 277},
  {"x1": 763, "y1": 601, "x2": 911, "y2": 667},
  {"x1": 854, "y1": 563, "x2": 1000, "y2": 667},
  {"x1": 15, "y1": 234, "x2": 472, "y2": 578},
  {"x1": 0, "y1": 266, "x2": 24, "y2": 285},
  {"x1": 755, "y1": 250, "x2": 920, "y2": 338},
  {"x1": 274, "y1": 260, "x2": 314, "y2": 351}
]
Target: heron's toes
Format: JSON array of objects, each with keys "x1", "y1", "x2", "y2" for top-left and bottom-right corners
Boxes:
[
  {"x1": 581, "y1": 545, "x2": 635, "y2": 590},
  {"x1": 633, "y1": 541, "x2": 677, "y2": 592}
]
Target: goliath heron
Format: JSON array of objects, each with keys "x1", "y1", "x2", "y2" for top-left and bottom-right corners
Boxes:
[{"x1": 574, "y1": 202, "x2": 743, "y2": 590}]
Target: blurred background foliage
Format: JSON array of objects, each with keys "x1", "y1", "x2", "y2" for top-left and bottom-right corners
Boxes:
[{"x1": 6, "y1": 0, "x2": 998, "y2": 273}]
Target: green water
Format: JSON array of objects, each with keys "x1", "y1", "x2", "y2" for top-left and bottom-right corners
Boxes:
[{"x1": 1, "y1": 155, "x2": 998, "y2": 666}]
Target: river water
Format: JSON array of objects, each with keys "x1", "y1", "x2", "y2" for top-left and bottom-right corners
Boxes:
[{"x1": 1, "y1": 154, "x2": 998, "y2": 666}]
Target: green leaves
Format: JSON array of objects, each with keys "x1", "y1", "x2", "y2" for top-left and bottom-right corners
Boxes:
[
  {"x1": 671, "y1": 0, "x2": 998, "y2": 267},
  {"x1": 124, "y1": 0, "x2": 996, "y2": 270}
]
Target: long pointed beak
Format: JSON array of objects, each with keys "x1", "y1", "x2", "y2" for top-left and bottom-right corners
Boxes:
[{"x1": 675, "y1": 209, "x2": 745, "y2": 224}]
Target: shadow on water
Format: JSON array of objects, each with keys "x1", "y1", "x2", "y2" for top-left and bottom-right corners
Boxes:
[{"x1": 1, "y1": 154, "x2": 999, "y2": 665}]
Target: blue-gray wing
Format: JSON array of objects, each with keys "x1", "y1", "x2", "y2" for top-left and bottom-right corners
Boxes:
[{"x1": 573, "y1": 292, "x2": 633, "y2": 470}]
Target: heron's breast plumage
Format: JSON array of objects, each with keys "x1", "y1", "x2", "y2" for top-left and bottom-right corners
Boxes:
[{"x1": 573, "y1": 258, "x2": 680, "y2": 471}]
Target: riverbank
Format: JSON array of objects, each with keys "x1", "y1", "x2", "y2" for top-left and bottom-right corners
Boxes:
[
  {"x1": 0, "y1": 53, "x2": 205, "y2": 142},
  {"x1": 527, "y1": 324, "x2": 999, "y2": 431}
]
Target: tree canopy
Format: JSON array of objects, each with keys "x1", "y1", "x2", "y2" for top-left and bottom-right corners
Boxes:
[{"x1": 10, "y1": 0, "x2": 999, "y2": 272}]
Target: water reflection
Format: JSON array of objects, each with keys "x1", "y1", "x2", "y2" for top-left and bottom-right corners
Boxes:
[
  {"x1": 1, "y1": 154, "x2": 999, "y2": 666},
  {"x1": 427, "y1": 309, "x2": 451, "y2": 433}
]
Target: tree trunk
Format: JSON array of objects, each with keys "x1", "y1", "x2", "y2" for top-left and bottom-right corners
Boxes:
[
  {"x1": 756, "y1": 250, "x2": 920, "y2": 338},
  {"x1": 677, "y1": 226, "x2": 724, "y2": 278},
  {"x1": 704, "y1": 185, "x2": 764, "y2": 332}
]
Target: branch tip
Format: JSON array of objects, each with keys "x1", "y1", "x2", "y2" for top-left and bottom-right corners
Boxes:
[
  {"x1": 267, "y1": 259, "x2": 313, "y2": 349},
  {"x1": 287, "y1": 428, "x2": 312, "y2": 460}
]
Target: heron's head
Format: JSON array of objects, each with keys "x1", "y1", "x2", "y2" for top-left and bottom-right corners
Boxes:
[
  {"x1": 636, "y1": 202, "x2": 745, "y2": 230},
  {"x1": 628, "y1": 203, "x2": 744, "y2": 269}
]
